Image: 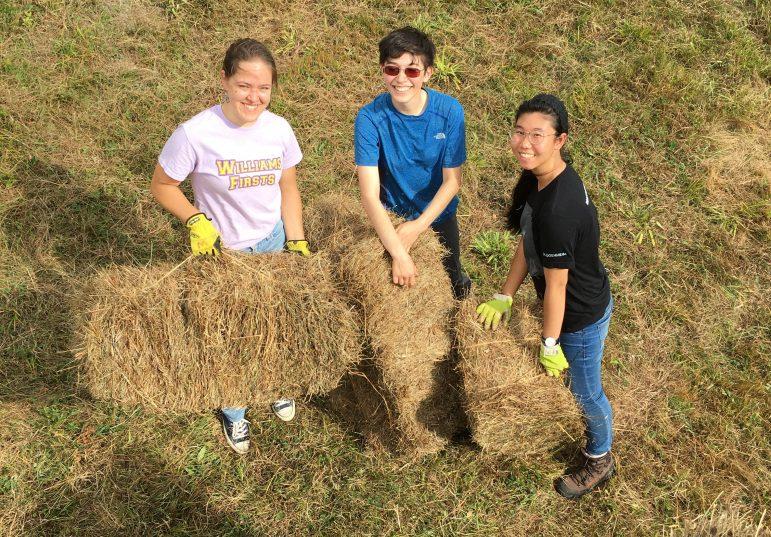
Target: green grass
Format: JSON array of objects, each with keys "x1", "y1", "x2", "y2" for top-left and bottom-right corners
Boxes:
[{"x1": 1, "y1": 0, "x2": 769, "y2": 535}]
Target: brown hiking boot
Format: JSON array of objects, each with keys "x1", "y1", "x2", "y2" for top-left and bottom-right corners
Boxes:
[{"x1": 555, "y1": 451, "x2": 615, "y2": 500}]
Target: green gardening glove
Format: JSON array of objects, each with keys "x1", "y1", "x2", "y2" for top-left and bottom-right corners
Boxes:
[
  {"x1": 285, "y1": 240, "x2": 311, "y2": 257},
  {"x1": 539, "y1": 337, "x2": 569, "y2": 377},
  {"x1": 475, "y1": 294, "x2": 513, "y2": 330},
  {"x1": 186, "y1": 213, "x2": 222, "y2": 256}
]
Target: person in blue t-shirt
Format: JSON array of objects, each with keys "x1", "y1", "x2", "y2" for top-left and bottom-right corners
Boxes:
[{"x1": 354, "y1": 26, "x2": 471, "y2": 299}]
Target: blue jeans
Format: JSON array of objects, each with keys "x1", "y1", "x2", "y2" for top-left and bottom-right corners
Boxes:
[
  {"x1": 221, "y1": 220, "x2": 286, "y2": 423},
  {"x1": 560, "y1": 298, "x2": 614, "y2": 456}
]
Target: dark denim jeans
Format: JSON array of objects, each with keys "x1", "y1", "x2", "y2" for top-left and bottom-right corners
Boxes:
[
  {"x1": 561, "y1": 297, "x2": 614, "y2": 456},
  {"x1": 430, "y1": 214, "x2": 471, "y2": 299}
]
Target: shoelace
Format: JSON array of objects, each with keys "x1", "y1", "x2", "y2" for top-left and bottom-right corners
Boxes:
[
  {"x1": 231, "y1": 419, "x2": 250, "y2": 441},
  {"x1": 575, "y1": 458, "x2": 602, "y2": 487}
]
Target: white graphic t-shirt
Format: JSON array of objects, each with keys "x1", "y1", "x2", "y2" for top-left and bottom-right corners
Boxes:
[{"x1": 159, "y1": 105, "x2": 302, "y2": 249}]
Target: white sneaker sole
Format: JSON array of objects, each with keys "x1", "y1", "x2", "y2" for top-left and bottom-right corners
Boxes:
[{"x1": 271, "y1": 400, "x2": 296, "y2": 422}]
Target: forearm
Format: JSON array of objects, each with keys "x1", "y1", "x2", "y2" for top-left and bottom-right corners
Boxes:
[
  {"x1": 150, "y1": 170, "x2": 198, "y2": 222},
  {"x1": 501, "y1": 238, "x2": 528, "y2": 296},
  {"x1": 414, "y1": 168, "x2": 461, "y2": 229},
  {"x1": 542, "y1": 282, "x2": 567, "y2": 339},
  {"x1": 361, "y1": 193, "x2": 410, "y2": 260},
  {"x1": 280, "y1": 184, "x2": 305, "y2": 240}
]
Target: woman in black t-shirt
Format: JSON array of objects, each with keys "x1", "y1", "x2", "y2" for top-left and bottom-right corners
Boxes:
[{"x1": 475, "y1": 94, "x2": 614, "y2": 500}]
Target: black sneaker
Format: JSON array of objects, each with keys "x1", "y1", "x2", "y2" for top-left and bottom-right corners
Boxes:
[
  {"x1": 220, "y1": 414, "x2": 250, "y2": 454},
  {"x1": 453, "y1": 273, "x2": 472, "y2": 300},
  {"x1": 555, "y1": 451, "x2": 615, "y2": 500}
]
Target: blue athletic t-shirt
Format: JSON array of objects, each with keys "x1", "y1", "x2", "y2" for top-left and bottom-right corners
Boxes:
[{"x1": 354, "y1": 88, "x2": 467, "y2": 224}]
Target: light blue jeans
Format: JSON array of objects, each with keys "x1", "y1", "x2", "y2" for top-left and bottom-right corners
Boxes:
[
  {"x1": 222, "y1": 220, "x2": 286, "y2": 423},
  {"x1": 560, "y1": 297, "x2": 614, "y2": 456}
]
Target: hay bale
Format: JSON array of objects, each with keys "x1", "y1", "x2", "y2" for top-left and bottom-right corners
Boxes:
[
  {"x1": 76, "y1": 252, "x2": 360, "y2": 412},
  {"x1": 76, "y1": 265, "x2": 193, "y2": 411},
  {"x1": 307, "y1": 194, "x2": 465, "y2": 454},
  {"x1": 303, "y1": 192, "x2": 372, "y2": 260},
  {"x1": 456, "y1": 297, "x2": 583, "y2": 458}
]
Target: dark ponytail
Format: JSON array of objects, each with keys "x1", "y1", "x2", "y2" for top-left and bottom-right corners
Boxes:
[
  {"x1": 505, "y1": 93, "x2": 570, "y2": 233},
  {"x1": 506, "y1": 171, "x2": 537, "y2": 232}
]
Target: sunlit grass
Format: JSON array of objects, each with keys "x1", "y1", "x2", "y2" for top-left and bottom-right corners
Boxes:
[{"x1": 0, "y1": 0, "x2": 769, "y2": 534}]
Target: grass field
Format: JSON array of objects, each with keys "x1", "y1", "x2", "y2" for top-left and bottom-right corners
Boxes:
[{"x1": 1, "y1": 0, "x2": 769, "y2": 535}]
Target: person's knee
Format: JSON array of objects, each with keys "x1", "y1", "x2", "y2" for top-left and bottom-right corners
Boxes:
[{"x1": 572, "y1": 388, "x2": 607, "y2": 408}]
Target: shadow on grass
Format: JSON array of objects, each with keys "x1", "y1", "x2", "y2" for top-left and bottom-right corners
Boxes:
[
  {"x1": 316, "y1": 343, "x2": 472, "y2": 454},
  {"x1": 0, "y1": 284, "x2": 82, "y2": 404},
  {"x1": 0, "y1": 157, "x2": 184, "y2": 404},
  {"x1": 25, "y1": 439, "x2": 257, "y2": 536},
  {"x1": 3, "y1": 157, "x2": 183, "y2": 272}
]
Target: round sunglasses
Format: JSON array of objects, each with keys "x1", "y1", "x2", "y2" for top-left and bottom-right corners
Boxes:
[{"x1": 382, "y1": 65, "x2": 424, "y2": 78}]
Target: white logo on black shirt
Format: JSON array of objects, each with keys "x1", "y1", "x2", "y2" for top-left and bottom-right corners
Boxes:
[
  {"x1": 582, "y1": 184, "x2": 589, "y2": 205},
  {"x1": 543, "y1": 252, "x2": 567, "y2": 257}
]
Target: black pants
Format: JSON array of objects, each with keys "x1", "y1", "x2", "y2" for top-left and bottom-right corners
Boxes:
[{"x1": 431, "y1": 214, "x2": 472, "y2": 299}]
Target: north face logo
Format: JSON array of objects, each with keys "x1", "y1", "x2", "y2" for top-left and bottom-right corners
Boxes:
[{"x1": 434, "y1": 133, "x2": 446, "y2": 140}]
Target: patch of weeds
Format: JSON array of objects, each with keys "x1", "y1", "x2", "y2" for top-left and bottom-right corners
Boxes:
[
  {"x1": 503, "y1": 464, "x2": 542, "y2": 508},
  {"x1": 465, "y1": 0, "x2": 515, "y2": 13},
  {"x1": 53, "y1": 37, "x2": 78, "y2": 59},
  {"x1": 163, "y1": 0, "x2": 190, "y2": 18},
  {"x1": 38, "y1": 404, "x2": 82, "y2": 435},
  {"x1": 618, "y1": 201, "x2": 665, "y2": 246},
  {"x1": 1, "y1": 58, "x2": 32, "y2": 87},
  {"x1": 32, "y1": 449, "x2": 71, "y2": 486},
  {"x1": 0, "y1": 470, "x2": 18, "y2": 494},
  {"x1": 472, "y1": 230, "x2": 513, "y2": 273},
  {"x1": 95, "y1": 406, "x2": 141, "y2": 436},
  {"x1": 433, "y1": 52, "x2": 461, "y2": 88},
  {"x1": 618, "y1": 20, "x2": 655, "y2": 46},
  {"x1": 0, "y1": 2, "x2": 42, "y2": 33},
  {"x1": 412, "y1": 12, "x2": 453, "y2": 35},
  {"x1": 302, "y1": 138, "x2": 330, "y2": 169},
  {"x1": 668, "y1": 395, "x2": 695, "y2": 434},
  {"x1": 184, "y1": 444, "x2": 221, "y2": 478}
]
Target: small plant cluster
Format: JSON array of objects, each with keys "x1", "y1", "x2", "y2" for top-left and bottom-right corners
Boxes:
[{"x1": 472, "y1": 230, "x2": 514, "y2": 273}]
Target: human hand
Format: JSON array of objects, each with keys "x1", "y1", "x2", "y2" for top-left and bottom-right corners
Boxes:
[
  {"x1": 395, "y1": 219, "x2": 426, "y2": 253},
  {"x1": 475, "y1": 294, "x2": 513, "y2": 330},
  {"x1": 391, "y1": 254, "x2": 418, "y2": 288},
  {"x1": 539, "y1": 339, "x2": 569, "y2": 377},
  {"x1": 186, "y1": 213, "x2": 222, "y2": 256},
  {"x1": 285, "y1": 240, "x2": 311, "y2": 257}
]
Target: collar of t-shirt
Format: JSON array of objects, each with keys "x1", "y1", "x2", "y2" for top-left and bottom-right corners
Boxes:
[
  {"x1": 526, "y1": 165, "x2": 572, "y2": 211},
  {"x1": 386, "y1": 88, "x2": 432, "y2": 118}
]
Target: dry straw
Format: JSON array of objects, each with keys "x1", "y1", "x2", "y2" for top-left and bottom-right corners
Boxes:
[
  {"x1": 75, "y1": 252, "x2": 360, "y2": 412},
  {"x1": 456, "y1": 297, "x2": 583, "y2": 458},
  {"x1": 307, "y1": 194, "x2": 465, "y2": 454}
]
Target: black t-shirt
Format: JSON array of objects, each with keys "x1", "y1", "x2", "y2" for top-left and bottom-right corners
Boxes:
[{"x1": 519, "y1": 164, "x2": 611, "y2": 333}]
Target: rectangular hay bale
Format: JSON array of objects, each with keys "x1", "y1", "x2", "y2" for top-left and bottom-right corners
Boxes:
[
  {"x1": 456, "y1": 297, "x2": 583, "y2": 458},
  {"x1": 307, "y1": 194, "x2": 466, "y2": 455},
  {"x1": 75, "y1": 253, "x2": 361, "y2": 412}
]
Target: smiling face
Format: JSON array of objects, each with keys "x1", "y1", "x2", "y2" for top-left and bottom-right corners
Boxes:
[
  {"x1": 382, "y1": 53, "x2": 433, "y2": 115},
  {"x1": 510, "y1": 112, "x2": 567, "y2": 174},
  {"x1": 220, "y1": 58, "x2": 274, "y2": 127}
]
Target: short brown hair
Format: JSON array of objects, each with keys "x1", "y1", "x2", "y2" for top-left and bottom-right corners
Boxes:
[{"x1": 222, "y1": 39, "x2": 277, "y2": 85}]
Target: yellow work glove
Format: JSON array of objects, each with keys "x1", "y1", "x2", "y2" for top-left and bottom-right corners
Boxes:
[
  {"x1": 285, "y1": 240, "x2": 311, "y2": 257},
  {"x1": 475, "y1": 294, "x2": 513, "y2": 330},
  {"x1": 186, "y1": 213, "x2": 221, "y2": 256},
  {"x1": 539, "y1": 337, "x2": 569, "y2": 377}
]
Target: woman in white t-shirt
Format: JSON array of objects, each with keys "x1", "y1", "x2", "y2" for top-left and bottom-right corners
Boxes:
[{"x1": 151, "y1": 39, "x2": 308, "y2": 455}]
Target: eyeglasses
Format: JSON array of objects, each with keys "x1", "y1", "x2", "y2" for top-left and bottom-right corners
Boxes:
[
  {"x1": 382, "y1": 65, "x2": 424, "y2": 78},
  {"x1": 511, "y1": 129, "x2": 558, "y2": 146}
]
